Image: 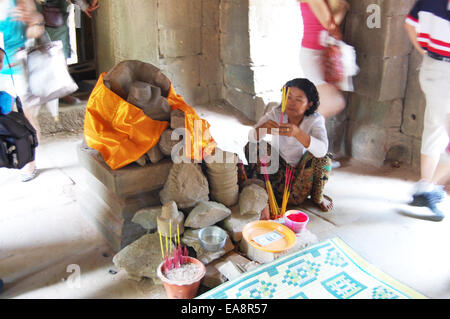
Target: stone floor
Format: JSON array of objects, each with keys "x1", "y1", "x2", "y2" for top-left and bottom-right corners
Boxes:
[{"x1": 1, "y1": 103, "x2": 449, "y2": 299}]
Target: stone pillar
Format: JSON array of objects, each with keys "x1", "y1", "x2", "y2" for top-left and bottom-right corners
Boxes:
[
  {"x1": 221, "y1": 0, "x2": 303, "y2": 122},
  {"x1": 344, "y1": 0, "x2": 420, "y2": 167},
  {"x1": 94, "y1": 0, "x2": 222, "y2": 106}
]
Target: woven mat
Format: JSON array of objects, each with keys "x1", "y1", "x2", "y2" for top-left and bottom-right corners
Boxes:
[{"x1": 197, "y1": 237, "x2": 427, "y2": 299}]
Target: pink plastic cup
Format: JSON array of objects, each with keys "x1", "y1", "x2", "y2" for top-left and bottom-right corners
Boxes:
[{"x1": 284, "y1": 210, "x2": 309, "y2": 233}]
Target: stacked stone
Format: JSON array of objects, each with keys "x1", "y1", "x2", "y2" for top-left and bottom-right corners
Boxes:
[
  {"x1": 204, "y1": 150, "x2": 239, "y2": 207},
  {"x1": 343, "y1": 0, "x2": 420, "y2": 168},
  {"x1": 76, "y1": 143, "x2": 173, "y2": 252}
]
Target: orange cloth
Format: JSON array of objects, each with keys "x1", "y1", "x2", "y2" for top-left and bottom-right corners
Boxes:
[
  {"x1": 84, "y1": 73, "x2": 216, "y2": 170},
  {"x1": 166, "y1": 85, "x2": 216, "y2": 162}
]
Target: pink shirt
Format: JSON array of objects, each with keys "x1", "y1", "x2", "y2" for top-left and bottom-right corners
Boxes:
[{"x1": 301, "y1": 2, "x2": 327, "y2": 50}]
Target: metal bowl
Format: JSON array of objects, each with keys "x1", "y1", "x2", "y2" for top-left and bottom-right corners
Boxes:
[{"x1": 198, "y1": 226, "x2": 228, "y2": 252}]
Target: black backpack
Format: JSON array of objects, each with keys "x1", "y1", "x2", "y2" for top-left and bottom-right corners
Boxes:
[{"x1": 0, "y1": 96, "x2": 38, "y2": 169}]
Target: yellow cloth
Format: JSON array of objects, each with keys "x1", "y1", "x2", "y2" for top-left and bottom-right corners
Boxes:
[{"x1": 84, "y1": 73, "x2": 216, "y2": 170}]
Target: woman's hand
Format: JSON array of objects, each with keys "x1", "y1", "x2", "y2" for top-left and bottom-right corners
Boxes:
[
  {"x1": 255, "y1": 120, "x2": 280, "y2": 140},
  {"x1": 84, "y1": 0, "x2": 100, "y2": 18},
  {"x1": 328, "y1": 21, "x2": 342, "y2": 40},
  {"x1": 278, "y1": 123, "x2": 311, "y2": 148},
  {"x1": 278, "y1": 123, "x2": 299, "y2": 137},
  {"x1": 11, "y1": 0, "x2": 44, "y2": 39}
]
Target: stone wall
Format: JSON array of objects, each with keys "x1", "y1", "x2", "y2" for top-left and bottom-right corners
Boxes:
[
  {"x1": 343, "y1": 0, "x2": 423, "y2": 168},
  {"x1": 93, "y1": 0, "x2": 426, "y2": 169},
  {"x1": 94, "y1": 0, "x2": 222, "y2": 107},
  {"x1": 221, "y1": 0, "x2": 303, "y2": 121}
]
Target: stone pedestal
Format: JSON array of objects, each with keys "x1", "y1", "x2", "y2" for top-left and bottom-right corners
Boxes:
[{"x1": 76, "y1": 143, "x2": 173, "y2": 251}]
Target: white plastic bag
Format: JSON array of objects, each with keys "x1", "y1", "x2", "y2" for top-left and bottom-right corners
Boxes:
[
  {"x1": 320, "y1": 32, "x2": 360, "y2": 91},
  {"x1": 18, "y1": 40, "x2": 78, "y2": 109}
]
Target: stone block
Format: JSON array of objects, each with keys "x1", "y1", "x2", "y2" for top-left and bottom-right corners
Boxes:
[
  {"x1": 112, "y1": 233, "x2": 168, "y2": 282},
  {"x1": 159, "y1": 28, "x2": 202, "y2": 58},
  {"x1": 202, "y1": 0, "x2": 220, "y2": 28},
  {"x1": 199, "y1": 54, "x2": 222, "y2": 88},
  {"x1": 345, "y1": 13, "x2": 412, "y2": 58},
  {"x1": 160, "y1": 56, "x2": 201, "y2": 93},
  {"x1": 220, "y1": 32, "x2": 251, "y2": 65},
  {"x1": 222, "y1": 86, "x2": 266, "y2": 122},
  {"x1": 112, "y1": 0, "x2": 159, "y2": 64},
  {"x1": 157, "y1": 0, "x2": 202, "y2": 29},
  {"x1": 224, "y1": 64, "x2": 255, "y2": 94},
  {"x1": 77, "y1": 143, "x2": 173, "y2": 197},
  {"x1": 184, "y1": 201, "x2": 232, "y2": 229},
  {"x1": 401, "y1": 50, "x2": 426, "y2": 139},
  {"x1": 220, "y1": 205, "x2": 261, "y2": 243},
  {"x1": 347, "y1": 123, "x2": 414, "y2": 166},
  {"x1": 170, "y1": 109, "x2": 186, "y2": 130},
  {"x1": 220, "y1": 0, "x2": 249, "y2": 36},
  {"x1": 80, "y1": 168, "x2": 162, "y2": 221},
  {"x1": 346, "y1": 94, "x2": 403, "y2": 128},
  {"x1": 207, "y1": 83, "x2": 223, "y2": 103},
  {"x1": 77, "y1": 185, "x2": 147, "y2": 252},
  {"x1": 160, "y1": 163, "x2": 210, "y2": 209},
  {"x1": 353, "y1": 53, "x2": 408, "y2": 101},
  {"x1": 326, "y1": 108, "x2": 349, "y2": 157}
]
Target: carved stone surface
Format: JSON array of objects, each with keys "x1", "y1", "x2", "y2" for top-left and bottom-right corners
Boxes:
[
  {"x1": 184, "y1": 201, "x2": 232, "y2": 229},
  {"x1": 159, "y1": 163, "x2": 210, "y2": 209},
  {"x1": 112, "y1": 233, "x2": 170, "y2": 282},
  {"x1": 239, "y1": 183, "x2": 268, "y2": 215},
  {"x1": 131, "y1": 206, "x2": 162, "y2": 232},
  {"x1": 158, "y1": 129, "x2": 183, "y2": 157}
]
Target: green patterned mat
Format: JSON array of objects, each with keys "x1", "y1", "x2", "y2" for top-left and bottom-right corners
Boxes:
[{"x1": 197, "y1": 237, "x2": 427, "y2": 299}]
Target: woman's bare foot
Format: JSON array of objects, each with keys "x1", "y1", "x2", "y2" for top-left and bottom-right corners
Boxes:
[{"x1": 316, "y1": 194, "x2": 333, "y2": 212}]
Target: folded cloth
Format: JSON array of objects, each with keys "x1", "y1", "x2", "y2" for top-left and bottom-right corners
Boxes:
[{"x1": 84, "y1": 73, "x2": 216, "y2": 170}]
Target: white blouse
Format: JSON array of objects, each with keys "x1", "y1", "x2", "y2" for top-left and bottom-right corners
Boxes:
[{"x1": 248, "y1": 106, "x2": 329, "y2": 166}]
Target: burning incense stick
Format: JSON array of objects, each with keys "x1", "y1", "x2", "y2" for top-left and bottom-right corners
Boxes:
[{"x1": 177, "y1": 224, "x2": 180, "y2": 247}]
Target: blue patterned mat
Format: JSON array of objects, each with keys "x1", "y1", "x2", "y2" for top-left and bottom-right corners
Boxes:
[{"x1": 197, "y1": 237, "x2": 427, "y2": 299}]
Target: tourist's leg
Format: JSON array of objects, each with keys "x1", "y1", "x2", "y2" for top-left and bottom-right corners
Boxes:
[{"x1": 316, "y1": 83, "x2": 346, "y2": 119}]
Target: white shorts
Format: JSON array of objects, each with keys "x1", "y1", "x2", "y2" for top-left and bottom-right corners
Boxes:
[
  {"x1": 300, "y1": 47, "x2": 326, "y2": 86},
  {"x1": 0, "y1": 72, "x2": 58, "y2": 116},
  {"x1": 419, "y1": 55, "x2": 450, "y2": 161}
]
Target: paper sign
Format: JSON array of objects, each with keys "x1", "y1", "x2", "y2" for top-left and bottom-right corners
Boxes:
[{"x1": 252, "y1": 230, "x2": 284, "y2": 247}]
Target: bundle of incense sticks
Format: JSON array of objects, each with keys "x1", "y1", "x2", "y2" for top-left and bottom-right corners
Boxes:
[
  {"x1": 280, "y1": 165, "x2": 295, "y2": 216},
  {"x1": 261, "y1": 162, "x2": 279, "y2": 219},
  {"x1": 280, "y1": 86, "x2": 290, "y2": 124},
  {"x1": 159, "y1": 224, "x2": 189, "y2": 275}
]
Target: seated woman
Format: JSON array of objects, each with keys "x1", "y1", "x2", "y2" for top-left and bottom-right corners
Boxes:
[{"x1": 244, "y1": 78, "x2": 333, "y2": 212}]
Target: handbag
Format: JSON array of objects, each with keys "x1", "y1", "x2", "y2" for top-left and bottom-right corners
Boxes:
[
  {"x1": 0, "y1": 49, "x2": 38, "y2": 169},
  {"x1": 20, "y1": 39, "x2": 78, "y2": 108},
  {"x1": 0, "y1": 96, "x2": 39, "y2": 169},
  {"x1": 41, "y1": 4, "x2": 65, "y2": 28}
]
